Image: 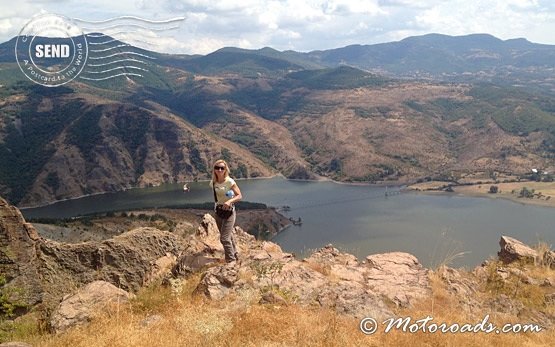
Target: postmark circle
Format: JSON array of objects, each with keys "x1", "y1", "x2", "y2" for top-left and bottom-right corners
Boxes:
[{"x1": 15, "y1": 13, "x2": 88, "y2": 87}]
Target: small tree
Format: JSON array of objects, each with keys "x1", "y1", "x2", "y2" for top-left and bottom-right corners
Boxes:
[{"x1": 519, "y1": 187, "x2": 534, "y2": 198}]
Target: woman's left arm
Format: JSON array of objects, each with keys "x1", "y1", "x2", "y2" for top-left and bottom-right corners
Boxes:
[{"x1": 224, "y1": 184, "x2": 242, "y2": 206}]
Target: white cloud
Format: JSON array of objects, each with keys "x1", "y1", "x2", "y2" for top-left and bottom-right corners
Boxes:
[{"x1": 414, "y1": 0, "x2": 555, "y2": 43}]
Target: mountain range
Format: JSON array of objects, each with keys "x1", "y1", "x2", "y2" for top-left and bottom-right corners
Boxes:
[{"x1": 1, "y1": 33, "x2": 554, "y2": 207}]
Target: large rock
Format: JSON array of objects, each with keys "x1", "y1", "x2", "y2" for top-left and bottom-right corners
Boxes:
[
  {"x1": 194, "y1": 263, "x2": 239, "y2": 300},
  {"x1": 498, "y1": 236, "x2": 538, "y2": 264},
  {"x1": 50, "y1": 281, "x2": 134, "y2": 333},
  {"x1": 316, "y1": 281, "x2": 393, "y2": 320},
  {"x1": 38, "y1": 227, "x2": 186, "y2": 296},
  {"x1": 186, "y1": 223, "x2": 425, "y2": 319},
  {"x1": 0, "y1": 197, "x2": 45, "y2": 308},
  {"x1": 365, "y1": 252, "x2": 431, "y2": 307},
  {"x1": 0, "y1": 196, "x2": 186, "y2": 310},
  {"x1": 436, "y1": 265, "x2": 481, "y2": 313}
]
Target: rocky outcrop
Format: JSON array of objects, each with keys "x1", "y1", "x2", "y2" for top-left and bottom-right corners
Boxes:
[
  {"x1": 436, "y1": 236, "x2": 555, "y2": 329},
  {"x1": 498, "y1": 235, "x2": 539, "y2": 264},
  {"x1": 50, "y1": 281, "x2": 134, "y2": 333},
  {"x1": 38, "y1": 227, "x2": 185, "y2": 297},
  {"x1": 365, "y1": 252, "x2": 430, "y2": 306},
  {"x1": 0, "y1": 197, "x2": 45, "y2": 308},
  {"x1": 0, "y1": 196, "x2": 184, "y2": 309},
  {"x1": 178, "y1": 218, "x2": 430, "y2": 320}
]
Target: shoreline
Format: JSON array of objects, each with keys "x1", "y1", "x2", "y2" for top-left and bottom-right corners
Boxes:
[
  {"x1": 406, "y1": 181, "x2": 555, "y2": 209},
  {"x1": 18, "y1": 174, "x2": 408, "y2": 210}
]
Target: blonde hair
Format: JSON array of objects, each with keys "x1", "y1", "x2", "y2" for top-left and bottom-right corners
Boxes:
[{"x1": 211, "y1": 159, "x2": 230, "y2": 184}]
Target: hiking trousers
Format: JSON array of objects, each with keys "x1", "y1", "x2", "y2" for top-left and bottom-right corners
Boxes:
[{"x1": 215, "y1": 208, "x2": 238, "y2": 262}]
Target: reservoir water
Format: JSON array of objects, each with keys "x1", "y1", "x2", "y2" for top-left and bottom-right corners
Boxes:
[{"x1": 21, "y1": 176, "x2": 555, "y2": 268}]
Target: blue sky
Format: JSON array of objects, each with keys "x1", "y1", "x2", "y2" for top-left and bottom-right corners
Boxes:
[{"x1": 1, "y1": 0, "x2": 555, "y2": 54}]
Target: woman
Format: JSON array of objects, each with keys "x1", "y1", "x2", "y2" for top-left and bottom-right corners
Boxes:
[{"x1": 210, "y1": 159, "x2": 243, "y2": 263}]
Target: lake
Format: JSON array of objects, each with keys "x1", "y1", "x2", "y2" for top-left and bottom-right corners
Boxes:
[{"x1": 20, "y1": 176, "x2": 555, "y2": 268}]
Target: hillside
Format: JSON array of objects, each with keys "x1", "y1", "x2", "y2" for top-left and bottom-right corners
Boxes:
[{"x1": 1, "y1": 34, "x2": 555, "y2": 206}]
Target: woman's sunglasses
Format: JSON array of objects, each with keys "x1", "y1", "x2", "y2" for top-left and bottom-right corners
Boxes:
[{"x1": 214, "y1": 166, "x2": 226, "y2": 171}]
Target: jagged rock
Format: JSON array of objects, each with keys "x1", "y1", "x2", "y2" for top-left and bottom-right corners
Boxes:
[
  {"x1": 172, "y1": 253, "x2": 220, "y2": 277},
  {"x1": 194, "y1": 214, "x2": 225, "y2": 254},
  {"x1": 251, "y1": 241, "x2": 293, "y2": 261},
  {"x1": 271, "y1": 260, "x2": 328, "y2": 303},
  {"x1": 39, "y1": 227, "x2": 186, "y2": 295},
  {"x1": 305, "y1": 244, "x2": 359, "y2": 266},
  {"x1": 194, "y1": 263, "x2": 239, "y2": 300},
  {"x1": 304, "y1": 245, "x2": 364, "y2": 282},
  {"x1": 436, "y1": 266, "x2": 481, "y2": 313},
  {"x1": 365, "y1": 252, "x2": 431, "y2": 307},
  {"x1": 143, "y1": 253, "x2": 177, "y2": 286},
  {"x1": 316, "y1": 281, "x2": 393, "y2": 320},
  {"x1": 0, "y1": 343, "x2": 33, "y2": 347},
  {"x1": 1, "y1": 196, "x2": 187, "y2": 311},
  {"x1": 50, "y1": 281, "x2": 134, "y2": 333},
  {"x1": 437, "y1": 266, "x2": 478, "y2": 297},
  {"x1": 187, "y1": 214, "x2": 255, "y2": 258},
  {"x1": 498, "y1": 235, "x2": 538, "y2": 264},
  {"x1": 486, "y1": 294, "x2": 524, "y2": 316},
  {"x1": 0, "y1": 196, "x2": 45, "y2": 308},
  {"x1": 508, "y1": 268, "x2": 538, "y2": 285}
]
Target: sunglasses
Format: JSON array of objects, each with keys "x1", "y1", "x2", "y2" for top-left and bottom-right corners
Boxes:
[{"x1": 214, "y1": 166, "x2": 226, "y2": 171}]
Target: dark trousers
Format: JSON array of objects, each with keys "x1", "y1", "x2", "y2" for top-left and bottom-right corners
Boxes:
[{"x1": 215, "y1": 209, "x2": 238, "y2": 262}]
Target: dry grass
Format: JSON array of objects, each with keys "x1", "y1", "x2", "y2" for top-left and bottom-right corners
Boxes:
[
  {"x1": 5, "y1": 267, "x2": 550, "y2": 347},
  {"x1": 454, "y1": 181, "x2": 555, "y2": 207}
]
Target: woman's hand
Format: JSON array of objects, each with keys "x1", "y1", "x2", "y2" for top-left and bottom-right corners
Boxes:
[{"x1": 223, "y1": 201, "x2": 233, "y2": 209}]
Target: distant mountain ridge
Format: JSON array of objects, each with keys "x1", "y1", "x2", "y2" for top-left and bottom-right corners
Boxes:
[
  {"x1": 1, "y1": 33, "x2": 555, "y2": 206},
  {"x1": 3, "y1": 33, "x2": 555, "y2": 82}
]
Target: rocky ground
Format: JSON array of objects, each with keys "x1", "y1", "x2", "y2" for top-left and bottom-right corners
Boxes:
[{"x1": 1, "y1": 195, "x2": 554, "y2": 345}]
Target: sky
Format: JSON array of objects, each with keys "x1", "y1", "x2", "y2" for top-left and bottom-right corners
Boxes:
[{"x1": 1, "y1": 0, "x2": 555, "y2": 54}]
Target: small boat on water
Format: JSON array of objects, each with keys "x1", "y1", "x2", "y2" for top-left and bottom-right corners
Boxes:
[{"x1": 289, "y1": 217, "x2": 302, "y2": 226}]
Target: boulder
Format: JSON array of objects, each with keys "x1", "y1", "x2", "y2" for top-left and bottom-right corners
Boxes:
[
  {"x1": 195, "y1": 214, "x2": 225, "y2": 254},
  {"x1": 143, "y1": 253, "x2": 177, "y2": 286},
  {"x1": 193, "y1": 263, "x2": 239, "y2": 300},
  {"x1": 171, "y1": 253, "x2": 220, "y2": 278},
  {"x1": 50, "y1": 281, "x2": 134, "y2": 333},
  {"x1": 365, "y1": 252, "x2": 431, "y2": 307},
  {"x1": 436, "y1": 265, "x2": 481, "y2": 313},
  {"x1": 316, "y1": 281, "x2": 393, "y2": 320},
  {"x1": 498, "y1": 236, "x2": 538, "y2": 264}
]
